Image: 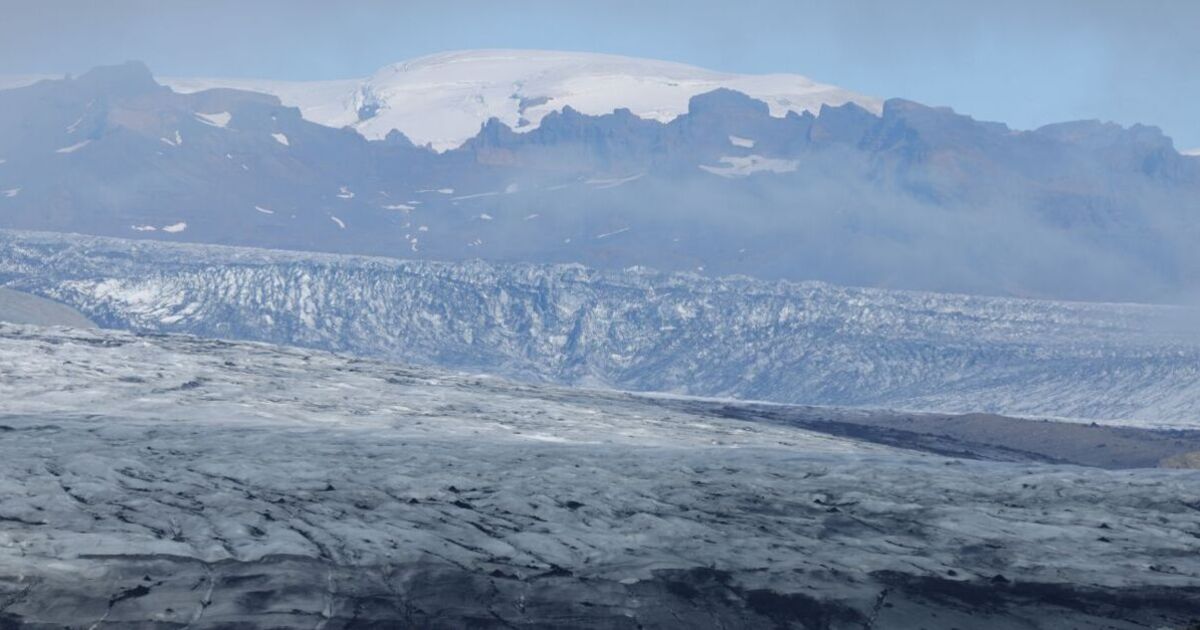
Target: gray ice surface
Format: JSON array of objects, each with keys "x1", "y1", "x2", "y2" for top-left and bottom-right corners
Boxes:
[
  {"x1": 0, "y1": 287, "x2": 94, "y2": 328},
  {"x1": 0, "y1": 325, "x2": 1197, "y2": 628}
]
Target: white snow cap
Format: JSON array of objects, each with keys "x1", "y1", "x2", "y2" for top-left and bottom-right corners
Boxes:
[
  {"x1": 163, "y1": 49, "x2": 880, "y2": 152},
  {"x1": 1183, "y1": 148, "x2": 1200, "y2": 157}
]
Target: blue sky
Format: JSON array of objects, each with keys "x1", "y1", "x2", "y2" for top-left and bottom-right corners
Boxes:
[{"x1": 3, "y1": 0, "x2": 1198, "y2": 149}]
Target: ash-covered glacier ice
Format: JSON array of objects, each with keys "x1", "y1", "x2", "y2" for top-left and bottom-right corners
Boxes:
[{"x1": 0, "y1": 324, "x2": 1198, "y2": 628}]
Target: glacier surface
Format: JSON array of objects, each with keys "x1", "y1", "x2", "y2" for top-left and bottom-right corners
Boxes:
[
  {"x1": 2, "y1": 230, "x2": 1198, "y2": 428},
  {"x1": 0, "y1": 324, "x2": 1197, "y2": 628}
]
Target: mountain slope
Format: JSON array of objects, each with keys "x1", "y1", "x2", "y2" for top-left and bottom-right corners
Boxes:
[
  {"x1": 4, "y1": 230, "x2": 1198, "y2": 427},
  {"x1": 0, "y1": 323, "x2": 1198, "y2": 628},
  {"x1": 164, "y1": 49, "x2": 882, "y2": 151},
  {"x1": 2, "y1": 63, "x2": 1199, "y2": 302}
]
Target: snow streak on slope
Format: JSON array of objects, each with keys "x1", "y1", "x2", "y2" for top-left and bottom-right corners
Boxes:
[
  {"x1": 163, "y1": 49, "x2": 881, "y2": 150},
  {"x1": 2, "y1": 231, "x2": 1198, "y2": 427},
  {"x1": 0, "y1": 324, "x2": 1197, "y2": 628}
]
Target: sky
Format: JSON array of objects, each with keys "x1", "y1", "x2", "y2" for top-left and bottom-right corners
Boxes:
[{"x1": 1, "y1": 0, "x2": 1198, "y2": 149}]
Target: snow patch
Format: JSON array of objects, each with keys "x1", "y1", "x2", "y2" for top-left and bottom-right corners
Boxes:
[
  {"x1": 2, "y1": 188, "x2": 19, "y2": 198},
  {"x1": 337, "y1": 186, "x2": 355, "y2": 199},
  {"x1": 254, "y1": 205, "x2": 274, "y2": 215},
  {"x1": 729, "y1": 135, "x2": 756, "y2": 148},
  {"x1": 160, "y1": 130, "x2": 183, "y2": 147},
  {"x1": 383, "y1": 204, "x2": 414, "y2": 211},
  {"x1": 330, "y1": 216, "x2": 346, "y2": 229},
  {"x1": 1183, "y1": 148, "x2": 1200, "y2": 157},
  {"x1": 271, "y1": 132, "x2": 290, "y2": 146},
  {"x1": 161, "y1": 222, "x2": 188, "y2": 233},
  {"x1": 700, "y1": 155, "x2": 799, "y2": 178},
  {"x1": 130, "y1": 225, "x2": 157, "y2": 232},
  {"x1": 585, "y1": 173, "x2": 644, "y2": 190},
  {"x1": 451, "y1": 191, "x2": 498, "y2": 201},
  {"x1": 195, "y1": 111, "x2": 232, "y2": 128},
  {"x1": 596, "y1": 227, "x2": 631, "y2": 239},
  {"x1": 478, "y1": 213, "x2": 493, "y2": 221}
]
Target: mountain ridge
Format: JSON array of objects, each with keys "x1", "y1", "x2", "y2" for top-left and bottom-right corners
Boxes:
[
  {"x1": 163, "y1": 48, "x2": 883, "y2": 151},
  {"x1": 2, "y1": 61, "x2": 1198, "y2": 303}
]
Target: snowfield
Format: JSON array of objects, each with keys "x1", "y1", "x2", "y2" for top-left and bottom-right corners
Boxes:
[
  {"x1": 162, "y1": 49, "x2": 881, "y2": 151},
  {"x1": 0, "y1": 323, "x2": 1197, "y2": 628}
]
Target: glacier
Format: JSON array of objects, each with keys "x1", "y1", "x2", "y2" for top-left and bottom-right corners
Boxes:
[
  {"x1": 0, "y1": 323, "x2": 1197, "y2": 628},
  {"x1": 2, "y1": 230, "x2": 1198, "y2": 428},
  {"x1": 3, "y1": 43, "x2": 1198, "y2": 630}
]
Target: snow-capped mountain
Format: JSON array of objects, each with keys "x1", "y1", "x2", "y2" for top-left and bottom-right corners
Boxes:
[
  {"x1": 164, "y1": 49, "x2": 881, "y2": 151},
  {"x1": 1, "y1": 323, "x2": 1197, "y2": 627},
  {"x1": 4, "y1": 230, "x2": 1198, "y2": 427}
]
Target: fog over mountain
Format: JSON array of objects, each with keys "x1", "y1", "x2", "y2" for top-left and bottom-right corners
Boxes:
[{"x1": 1, "y1": 59, "x2": 1198, "y2": 303}]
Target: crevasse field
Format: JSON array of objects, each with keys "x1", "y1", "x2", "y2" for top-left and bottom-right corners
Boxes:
[{"x1": 3, "y1": 230, "x2": 1198, "y2": 427}]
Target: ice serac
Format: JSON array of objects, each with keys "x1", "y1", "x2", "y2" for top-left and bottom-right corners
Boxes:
[{"x1": 0, "y1": 324, "x2": 1197, "y2": 628}]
